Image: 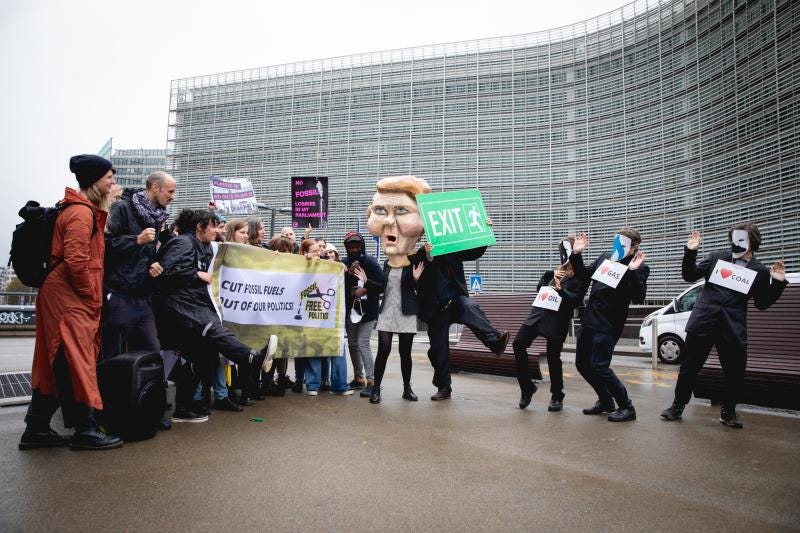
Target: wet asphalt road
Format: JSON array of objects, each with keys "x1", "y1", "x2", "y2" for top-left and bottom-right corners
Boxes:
[{"x1": 1, "y1": 342, "x2": 799, "y2": 532}]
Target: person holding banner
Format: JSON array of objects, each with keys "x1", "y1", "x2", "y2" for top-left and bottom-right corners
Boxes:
[
  {"x1": 363, "y1": 175, "x2": 432, "y2": 404},
  {"x1": 513, "y1": 234, "x2": 588, "y2": 411},
  {"x1": 575, "y1": 229, "x2": 647, "y2": 422},
  {"x1": 155, "y1": 210, "x2": 272, "y2": 422},
  {"x1": 661, "y1": 224, "x2": 787, "y2": 428}
]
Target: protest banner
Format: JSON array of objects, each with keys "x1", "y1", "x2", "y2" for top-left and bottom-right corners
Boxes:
[
  {"x1": 416, "y1": 189, "x2": 496, "y2": 256},
  {"x1": 208, "y1": 243, "x2": 345, "y2": 358},
  {"x1": 291, "y1": 176, "x2": 328, "y2": 229},
  {"x1": 209, "y1": 177, "x2": 259, "y2": 215}
]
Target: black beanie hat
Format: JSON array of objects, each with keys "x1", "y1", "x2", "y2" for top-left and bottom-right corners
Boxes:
[{"x1": 69, "y1": 154, "x2": 114, "y2": 189}]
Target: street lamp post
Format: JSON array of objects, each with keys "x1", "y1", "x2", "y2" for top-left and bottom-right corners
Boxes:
[{"x1": 255, "y1": 204, "x2": 292, "y2": 238}]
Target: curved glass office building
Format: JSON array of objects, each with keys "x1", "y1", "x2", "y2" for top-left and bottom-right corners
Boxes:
[{"x1": 167, "y1": 0, "x2": 799, "y2": 300}]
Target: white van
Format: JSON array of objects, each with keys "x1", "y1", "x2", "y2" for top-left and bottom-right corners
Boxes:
[{"x1": 639, "y1": 272, "x2": 798, "y2": 364}]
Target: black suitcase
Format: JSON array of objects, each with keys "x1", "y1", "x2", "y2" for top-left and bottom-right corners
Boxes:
[{"x1": 98, "y1": 351, "x2": 166, "y2": 441}]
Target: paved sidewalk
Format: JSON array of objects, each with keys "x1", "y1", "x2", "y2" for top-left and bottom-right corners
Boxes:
[{"x1": 1, "y1": 336, "x2": 799, "y2": 531}]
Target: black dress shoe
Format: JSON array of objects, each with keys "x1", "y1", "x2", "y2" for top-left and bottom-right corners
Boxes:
[
  {"x1": 402, "y1": 384, "x2": 418, "y2": 402},
  {"x1": 608, "y1": 405, "x2": 636, "y2": 422},
  {"x1": 491, "y1": 331, "x2": 511, "y2": 355},
  {"x1": 278, "y1": 375, "x2": 295, "y2": 389},
  {"x1": 193, "y1": 401, "x2": 211, "y2": 416},
  {"x1": 518, "y1": 382, "x2": 538, "y2": 409},
  {"x1": 238, "y1": 395, "x2": 256, "y2": 406},
  {"x1": 263, "y1": 381, "x2": 286, "y2": 397},
  {"x1": 213, "y1": 397, "x2": 244, "y2": 412},
  {"x1": 369, "y1": 388, "x2": 382, "y2": 404},
  {"x1": 661, "y1": 402, "x2": 685, "y2": 421},
  {"x1": 431, "y1": 388, "x2": 452, "y2": 401},
  {"x1": 720, "y1": 406, "x2": 743, "y2": 428},
  {"x1": 582, "y1": 401, "x2": 616, "y2": 415},
  {"x1": 548, "y1": 399, "x2": 563, "y2": 412},
  {"x1": 291, "y1": 381, "x2": 304, "y2": 394},
  {"x1": 70, "y1": 428, "x2": 124, "y2": 451},
  {"x1": 19, "y1": 427, "x2": 71, "y2": 450}
]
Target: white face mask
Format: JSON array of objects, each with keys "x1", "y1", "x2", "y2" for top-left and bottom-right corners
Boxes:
[
  {"x1": 731, "y1": 229, "x2": 750, "y2": 259},
  {"x1": 610, "y1": 234, "x2": 632, "y2": 262},
  {"x1": 559, "y1": 240, "x2": 573, "y2": 266}
]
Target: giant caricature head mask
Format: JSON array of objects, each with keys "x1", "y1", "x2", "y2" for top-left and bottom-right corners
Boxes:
[{"x1": 367, "y1": 175, "x2": 432, "y2": 267}]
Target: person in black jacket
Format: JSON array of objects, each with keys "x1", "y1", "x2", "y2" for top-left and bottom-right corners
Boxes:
[
  {"x1": 661, "y1": 223, "x2": 787, "y2": 428},
  {"x1": 417, "y1": 224, "x2": 510, "y2": 401},
  {"x1": 154, "y1": 210, "x2": 271, "y2": 423},
  {"x1": 575, "y1": 228, "x2": 648, "y2": 422},
  {"x1": 513, "y1": 234, "x2": 588, "y2": 411},
  {"x1": 343, "y1": 232, "x2": 385, "y2": 396},
  {"x1": 101, "y1": 171, "x2": 176, "y2": 360}
]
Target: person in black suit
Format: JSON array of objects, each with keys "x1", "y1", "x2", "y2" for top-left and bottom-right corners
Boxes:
[
  {"x1": 417, "y1": 231, "x2": 510, "y2": 401},
  {"x1": 575, "y1": 228, "x2": 648, "y2": 422},
  {"x1": 513, "y1": 234, "x2": 589, "y2": 411},
  {"x1": 661, "y1": 223, "x2": 787, "y2": 428}
]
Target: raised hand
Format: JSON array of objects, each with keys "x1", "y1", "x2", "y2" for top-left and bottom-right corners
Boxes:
[
  {"x1": 412, "y1": 261, "x2": 426, "y2": 281},
  {"x1": 486, "y1": 217, "x2": 493, "y2": 227},
  {"x1": 686, "y1": 230, "x2": 702, "y2": 250},
  {"x1": 629, "y1": 251, "x2": 647, "y2": 271},
  {"x1": 573, "y1": 232, "x2": 588, "y2": 254},
  {"x1": 770, "y1": 260, "x2": 785, "y2": 282},
  {"x1": 303, "y1": 223, "x2": 313, "y2": 239},
  {"x1": 424, "y1": 242, "x2": 434, "y2": 260}
]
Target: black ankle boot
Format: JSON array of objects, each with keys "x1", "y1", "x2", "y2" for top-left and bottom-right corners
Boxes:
[
  {"x1": 19, "y1": 426, "x2": 70, "y2": 450},
  {"x1": 402, "y1": 384, "x2": 418, "y2": 402},
  {"x1": 661, "y1": 401, "x2": 685, "y2": 421},
  {"x1": 369, "y1": 385, "x2": 382, "y2": 404}
]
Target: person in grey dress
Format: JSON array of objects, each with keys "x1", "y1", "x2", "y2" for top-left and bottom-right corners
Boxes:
[{"x1": 359, "y1": 175, "x2": 432, "y2": 404}]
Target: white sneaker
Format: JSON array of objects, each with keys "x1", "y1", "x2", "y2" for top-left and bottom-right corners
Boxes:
[
  {"x1": 331, "y1": 389, "x2": 354, "y2": 396},
  {"x1": 306, "y1": 390, "x2": 318, "y2": 396},
  {"x1": 263, "y1": 335, "x2": 278, "y2": 371}
]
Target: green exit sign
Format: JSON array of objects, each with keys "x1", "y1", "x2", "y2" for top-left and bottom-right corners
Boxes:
[{"x1": 416, "y1": 189, "x2": 496, "y2": 256}]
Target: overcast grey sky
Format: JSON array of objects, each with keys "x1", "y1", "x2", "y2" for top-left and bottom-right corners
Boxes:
[{"x1": 0, "y1": 0, "x2": 628, "y2": 266}]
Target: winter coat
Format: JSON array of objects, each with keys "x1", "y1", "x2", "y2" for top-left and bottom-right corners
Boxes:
[
  {"x1": 154, "y1": 234, "x2": 217, "y2": 338},
  {"x1": 342, "y1": 233, "x2": 384, "y2": 323},
  {"x1": 579, "y1": 251, "x2": 649, "y2": 339},
  {"x1": 521, "y1": 253, "x2": 587, "y2": 343},
  {"x1": 682, "y1": 247, "x2": 786, "y2": 346},
  {"x1": 103, "y1": 188, "x2": 168, "y2": 296},
  {"x1": 31, "y1": 188, "x2": 107, "y2": 409}
]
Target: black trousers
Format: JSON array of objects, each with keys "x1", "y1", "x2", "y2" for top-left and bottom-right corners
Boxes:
[
  {"x1": 162, "y1": 318, "x2": 255, "y2": 409},
  {"x1": 373, "y1": 331, "x2": 414, "y2": 388},
  {"x1": 674, "y1": 332, "x2": 746, "y2": 408},
  {"x1": 25, "y1": 346, "x2": 92, "y2": 431},
  {"x1": 512, "y1": 323, "x2": 565, "y2": 401},
  {"x1": 575, "y1": 327, "x2": 631, "y2": 408},
  {"x1": 426, "y1": 294, "x2": 503, "y2": 390},
  {"x1": 101, "y1": 293, "x2": 160, "y2": 361}
]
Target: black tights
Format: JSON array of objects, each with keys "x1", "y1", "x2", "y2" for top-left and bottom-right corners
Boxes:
[{"x1": 373, "y1": 331, "x2": 414, "y2": 387}]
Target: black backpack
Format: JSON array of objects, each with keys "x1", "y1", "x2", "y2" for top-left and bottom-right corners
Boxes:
[{"x1": 10, "y1": 200, "x2": 96, "y2": 288}]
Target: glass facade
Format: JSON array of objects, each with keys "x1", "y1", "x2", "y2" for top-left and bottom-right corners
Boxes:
[
  {"x1": 99, "y1": 138, "x2": 168, "y2": 188},
  {"x1": 166, "y1": 0, "x2": 799, "y2": 300}
]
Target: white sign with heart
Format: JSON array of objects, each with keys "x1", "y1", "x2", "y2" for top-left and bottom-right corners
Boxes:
[
  {"x1": 591, "y1": 259, "x2": 628, "y2": 289},
  {"x1": 533, "y1": 285, "x2": 562, "y2": 311},
  {"x1": 708, "y1": 259, "x2": 757, "y2": 295}
]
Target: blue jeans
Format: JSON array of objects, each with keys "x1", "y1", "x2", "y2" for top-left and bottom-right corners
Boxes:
[
  {"x1": 305, "y1": 353, "x2": 349, "y2": 393},
  {"x1": 194, "y1": 356, "x2": 229, "y2": 401},
  {"x1": 320, "y1": 357, "x2": 330, "y2": 382}
]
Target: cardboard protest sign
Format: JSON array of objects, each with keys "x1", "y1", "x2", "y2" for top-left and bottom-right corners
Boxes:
[
  {"x1": 209, "y1": 177, "x2": 258, "y2": 215},
  {"x1": 591, "y1": 259, "x2": 628, "y2": 289},
  {"x1": 292, "y1": 176, "x2": 328, "y2": 229},
  {"x1": 533, "y1": 286, "x2": 562, "y2": 311},
  {"x1": 416, "y1": 189, "x2": 496, "y2": 256},
  {"x1": 708, "y1": 259, "x2": 757, "y2": 295},
  {"x1": 208, "y1": 243, "x2": 345, "y2": 358}
]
